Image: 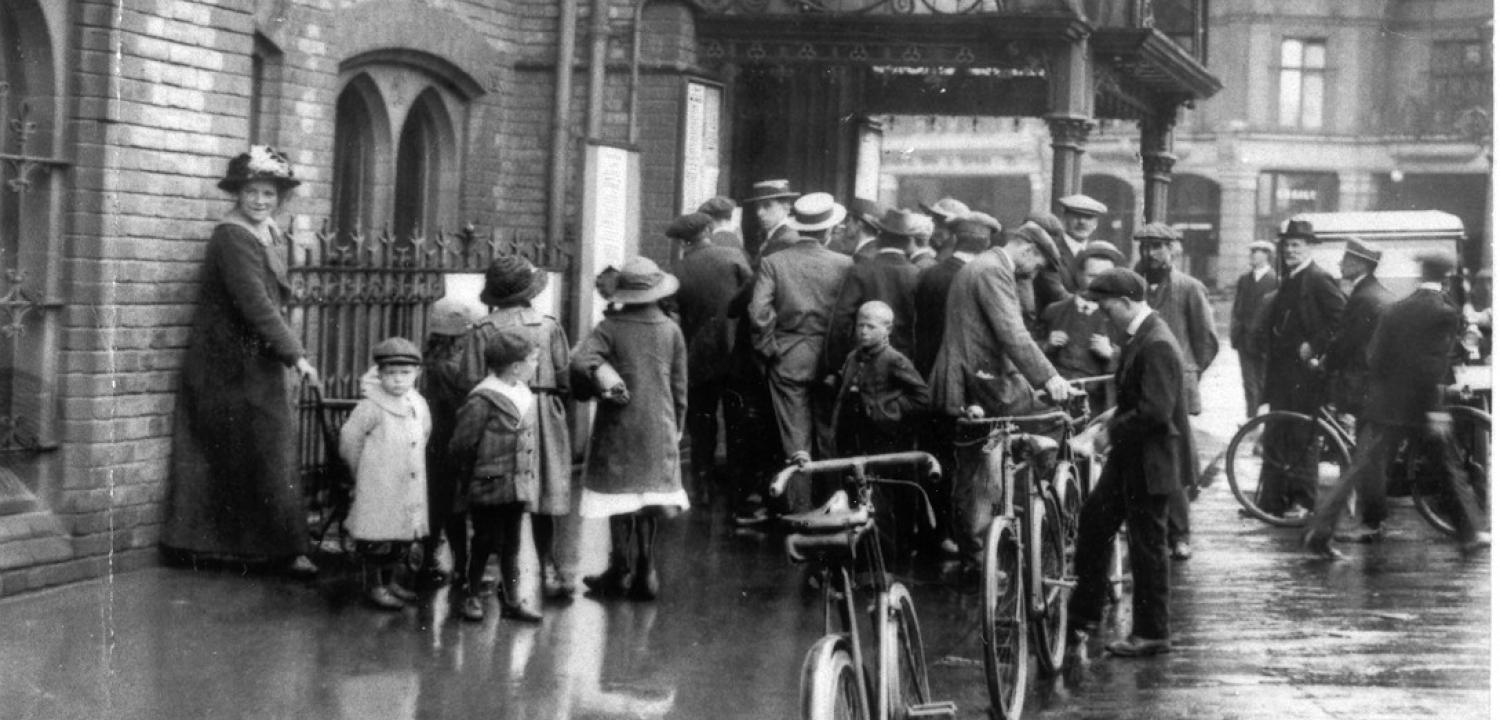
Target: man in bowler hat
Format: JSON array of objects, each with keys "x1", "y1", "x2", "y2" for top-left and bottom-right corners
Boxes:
[
  {"x1": 1257, "y1": 218, "x2": 1346, "y2": 519},
  {"x1": 1323, "y1": 237, "x2": 1394, "y2": 421}
]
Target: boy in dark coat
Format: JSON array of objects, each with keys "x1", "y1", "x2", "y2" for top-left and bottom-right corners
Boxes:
[
  {"x1": 832, "y1": 301, "x2": 930, "y2": 457},
  {"x1": 1067, "y1": 268, "x2": 1188, "y2": 659}
]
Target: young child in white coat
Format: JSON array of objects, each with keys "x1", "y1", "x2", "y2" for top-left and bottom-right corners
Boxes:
[{"x1": 340, "y1": 337, "x2": 433, "y2": 610}]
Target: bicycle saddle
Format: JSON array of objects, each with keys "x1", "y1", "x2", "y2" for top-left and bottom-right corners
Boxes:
[
  {"x1": 782, "y1": 490, "x2": 871, "y2": 533},
  {"x1": 1011, "y1": 434, "x2": 1059, "y2": 456}
]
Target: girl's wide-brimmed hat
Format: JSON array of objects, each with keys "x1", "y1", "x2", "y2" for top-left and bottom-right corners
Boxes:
[
  {"x1": 597, "y1": 256, "x2": 679, "y2": 305},
  {"x1": 217, "y1": 145, "x2": 301, "y2": 193},
  {"x1": 481, "y1": 255, "x2": 550, "y2": 307}
]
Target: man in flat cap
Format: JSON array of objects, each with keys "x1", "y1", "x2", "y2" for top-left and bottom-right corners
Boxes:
[
  {"x1": 930, "y1": 223, "x2": 1072, "y2": 576},
  {"x1": 919, "y1": 197, "x2": 970, "y2": 262},
  {"x1": 1230, "y1": 240, "x2": 1279, "y2": 417},
  {"x1": 1058, "y1": 194, "x2": 1109, "y2": 278},
  {"x1": 743, "y1": 179, "x2": 800, "y2": 261},
  {"x1": 1306, "y1": 250, "x2": 1488, "y2": 558},
  {"x1": 1257, "y1": 219, "x2": 1346, "y2": 519},
  {"x1": 697, "y1": 196, "x2": 743, "y2": 249},
  {"x1": 1027, "y1": 211, "x2": 1077, "y2": 293},
  {"x1": 1323, "y1": 238, "x2": 1395, "y2": 423},
  {"x1": 1068, "y1": 267, "x2": 1187, "y2": 659},
  {"x1": 1040, "y1": 241, "x2": 1127, "y2": 414},
  {"x1": 670, "y1": 212, "x2": 752, "y2": 505},
  {"x1": 828, "y1": 208, "x2": 921, "y2": 365},
  {"x1": 750, "y1": 193, "x2": 853, "y2": 510},
  {"x1": 1135, "y1": 222, "x2": 1218, "y2": 560}
]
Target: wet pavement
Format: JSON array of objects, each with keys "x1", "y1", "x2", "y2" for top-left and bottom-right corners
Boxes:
[{"x1": 2, "y1": 353, "x2": 1490, "y2": 720}]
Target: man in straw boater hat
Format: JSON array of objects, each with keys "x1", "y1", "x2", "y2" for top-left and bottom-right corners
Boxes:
[
  {"x1": 748, "y1": 192, "x2": 853, "y2": 511},
  {"x1": 742, "y1": 178, "x2": 801, "y2": 260},
  {"x1": 668, "y1": 212, "x2": 752, "y2": 506},
  {"x1": 1255, "y1": 218, "x2": 1346, "y2": 520},
  {"x1": 1134, "y1": 222, "x2": 1219, "y2": 561},
  {"x1": 1322, "y1": 237, "x2": 1394, "y2": 422},
  {"x1": 457, "y1": 254, "x2": 577, "y2": 599},
  {"x1": 828, "y1": 208, "x2": 922, "y2": 365},
  {"x1": 1306, "y1": 249, "x2": 1489, "y2": 559},
  {"x1": 1229, "y1": 239, "x2": 1279, "y2": 417},
  {"x1": 929, "y1": 220, "x2": 1073, "y2": 579}
]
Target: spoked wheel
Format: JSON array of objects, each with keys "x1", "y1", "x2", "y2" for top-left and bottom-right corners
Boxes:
[
  {"x1": 1031, "y1": 493, "x2": 1071, "y2": 676},
  {"x1": 1053, "y1": 460, "x2": 1083, "y2": 558},
  {"x1": 1226, "y1": 411, "x2": 1351, "y2": 526},
  {"x1": 1413, "y1": 405, "x2": 1491, "y2": 538},
  {"x1": 878, "y1": 583, "x2": 931, "y2": 720},
  {"x1": 982, "y1": 516, "x2": 1028, "y2": 720},
  {"x1": 801, "y1": 635, "x2": 870, "y2": 720}
]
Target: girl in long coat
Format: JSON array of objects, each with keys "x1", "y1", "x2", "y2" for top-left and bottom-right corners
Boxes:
[
  {"x1": 571, "y1": 256, "x2": 689, "y2": 601},
  {"x1": 162, "y1": 146, "x2": 320, "y2": 577},
  {"x1": 458, "y1": 256, "x2": 574, "y2": 598}
]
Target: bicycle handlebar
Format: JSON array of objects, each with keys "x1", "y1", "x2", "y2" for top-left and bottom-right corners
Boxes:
[
  {"x1": 956, "y1": 409, "x2": 1072, "y2": 428},
  {"x1": 768, "y1": 451, "x2": 942, "y2": 498}
]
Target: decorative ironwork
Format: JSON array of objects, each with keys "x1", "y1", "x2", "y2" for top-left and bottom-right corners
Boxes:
[
  {"x1": 700, "y1": 37, "x2": 1049, "y2": 73},
  {"x1": 289, "y1": 221, "x2": 574, "y2": 496},
  {"x1": 697, "y1": 0, "x2": 1011, "y2": 15}
]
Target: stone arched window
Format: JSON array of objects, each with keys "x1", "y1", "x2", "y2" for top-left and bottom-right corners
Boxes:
[
  {"x1": 0, "y1": 0, "x2": 67, "y2": 501},
  {"x1": 332, "y1": 52, "x2": 477, "y2": 241},
  {"x1": 331, "y1": 74, "x2": 391, "y2": 238}
]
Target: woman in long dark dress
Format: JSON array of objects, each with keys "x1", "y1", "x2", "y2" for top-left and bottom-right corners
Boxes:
[{"x1": 162, "y1": 146, "x2": 321, "y2": 577}]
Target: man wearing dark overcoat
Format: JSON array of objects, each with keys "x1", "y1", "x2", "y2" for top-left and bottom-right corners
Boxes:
[
  {"x1": 827, "y1": 208, "x2": 922, "y2": 364},
  {"x1": 929, "y1": 227, "x2": 1071, "y2": 574},
  {"x1": 670, "y1": 211, "x2": 752, "y2": 503},
  {"x1": 1305, "y1": 251, "x2": 1488, "y2": 556},
  {"x1": 1067, "y1": 267, "x2": 1187, "y2": 659},
  {"x1": 1230, "y1": 240, "x2": 1279, "y2": 417},
  {"x1": 842, "y1": 198, "x2": 884, "y2": 264},
  {"x1": 697, "y1": 196, "x2": 744, "y2": 249},
  {"x1": 1323, "y1": 238, "x2": 1394, "y2": 419},
  {"x1": 749, "y1": 193, "x2": 853, "y2": 510},
  {"x1": 1136, "y1": 222, "x2": 1219, "y2": 560},
  {"x1": 1256, "y1": 219, "x2": 1346, "y2": 518},
  {"x1": 911, "y1": 213, "x2": 997, "y2": 555},
  {"x1": 743, "y1": 179, "x2": 800, "y2": 261}
]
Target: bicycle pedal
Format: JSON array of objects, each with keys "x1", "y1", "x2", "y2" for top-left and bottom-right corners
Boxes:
[{"x1": 906, "y1": 700, "x2": 958, "y2": 719}]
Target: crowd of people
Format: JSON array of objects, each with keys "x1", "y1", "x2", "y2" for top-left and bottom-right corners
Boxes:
[{"x1": 161, "y1": 147, "x2": 1486, "y2": 655}]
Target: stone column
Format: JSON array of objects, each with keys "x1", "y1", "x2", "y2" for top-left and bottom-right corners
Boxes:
[
  {"x1": 1140, "y1": 108, "x2": 1178, "y2": 223},
  {"x1": 1046, "y1": 114, "x2": 1094, "y2": 211}
]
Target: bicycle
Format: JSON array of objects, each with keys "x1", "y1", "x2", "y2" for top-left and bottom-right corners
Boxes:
[
  {"x1": 1227, "y1": 391, "x2": 1491, "y2": 535},
  {"x1": 956, "y1": 392, "x2": 1090, "y2": 720},
  {"x1": 770, "y1": 451, "x2": 957, "y2": 720}
]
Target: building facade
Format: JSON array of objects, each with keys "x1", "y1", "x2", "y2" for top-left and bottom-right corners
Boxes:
[
  {"x1": 883, "y1": 0, "x2": 1492, "y2": 289},
  {"x1": 0, "y1": 0, "x2": 1214, "y2": 593}
]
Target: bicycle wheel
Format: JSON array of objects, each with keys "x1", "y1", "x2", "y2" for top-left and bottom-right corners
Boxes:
[
  {"x1": 1413, "y1": 405, "x2": 1491, "y2": 538},
  {"x1": 801, "y1": 635, "x2": 870, "y2": 720},
  {"x1": 982, "y1": 516, "x2": 1028, "y2": 720},
  {"x1": 1226, "y1": 411, "x2": 1350, "y2": 526},
  {"x1": 1031, "y1": 492, "x2": 1070, "y2": 676},
  {"x1": 1052, "y1": 460, "x2": 1083, "y2": 559},
  {"x1": 878, "y1": 583, "x2": 931, "y2": 720}
]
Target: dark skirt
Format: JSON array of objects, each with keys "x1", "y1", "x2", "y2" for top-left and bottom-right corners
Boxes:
[{"x1": 162, "y1": 360, "x2": 308, "y2": 559}]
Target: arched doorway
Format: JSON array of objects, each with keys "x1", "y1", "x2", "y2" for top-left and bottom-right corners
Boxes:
[
  {"x1": 1082, "y1": 174, "x2": 1136, "y2": 255},
  {"x1": 1168, "y1": 173, "x2": 1222, "y2": 286}
]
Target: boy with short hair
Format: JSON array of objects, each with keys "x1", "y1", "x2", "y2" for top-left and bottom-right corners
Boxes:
[{"x1": 832, "y1": 300, "x2": 930, "y2": 457}]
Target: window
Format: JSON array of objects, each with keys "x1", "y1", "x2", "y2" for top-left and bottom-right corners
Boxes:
[
  {"x1": 1278, "y1": 39, "x2": 1325, "y2": 130},
  {"x1": 1431, "y1": 39, "x2": 1491, "y2": 130},
  {"x1": 332, "y1": 79, "x2": 381, "y2": 236},
  {"x1": 1256, "y1": 171, "x2": 1338, "y2": 238},
  {"x1": 393, "y1": 90, "x2": 448, "y2": 240}
]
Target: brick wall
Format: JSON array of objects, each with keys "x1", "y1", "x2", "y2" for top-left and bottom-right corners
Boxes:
[{"x1": 1, "y1": 0, "x2": 729, "y2": 596}]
